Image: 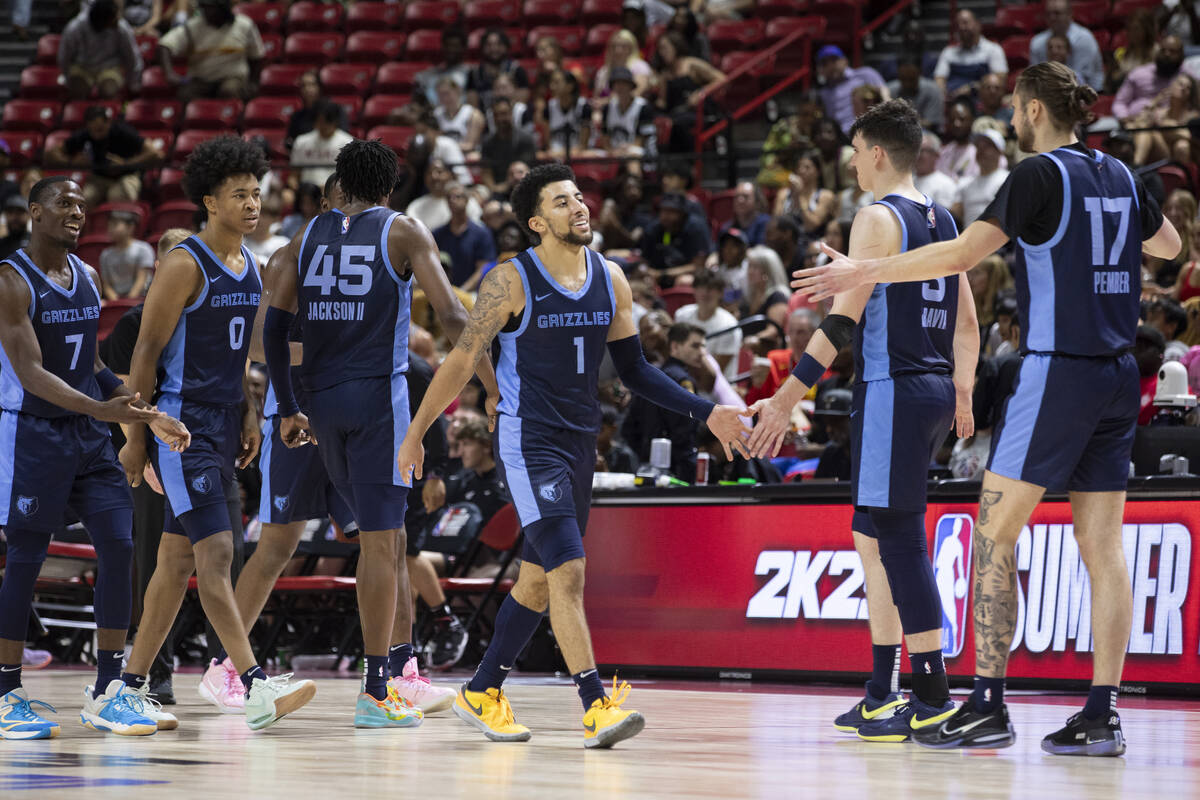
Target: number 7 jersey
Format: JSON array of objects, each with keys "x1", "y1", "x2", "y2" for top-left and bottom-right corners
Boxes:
[{"x1": 296, "y1": 206, "x2": 412, "y2": 392}]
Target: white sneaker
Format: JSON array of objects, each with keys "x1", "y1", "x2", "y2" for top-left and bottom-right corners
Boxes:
[
  {"x1": 80, "y1": 681, "x2": 157, "y2": 736},
  {"x1": 126, "y1": 681, "x2": 179, "y2": 730},
  {"x1": 244, "y1": 673, "x2": 316, "y2": 731},
  {"x1": 387, "y1": 657, "x2": 455, "y2": 713},
  {"x1": 198, "y1": 658, "x2": 244, "y2": 713}
]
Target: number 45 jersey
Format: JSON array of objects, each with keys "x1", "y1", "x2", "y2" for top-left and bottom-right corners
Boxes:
[{"x1": 297, "y1": 207, "x2": 412, "y2": 392}]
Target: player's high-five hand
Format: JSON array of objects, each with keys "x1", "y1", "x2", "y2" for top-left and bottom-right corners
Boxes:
[
  {"x1": 791, "y1": 243, "x2": 872, "y2": 302},
  {"x1": 706, "y1": 405, "x2": 752, "y2": 460}
]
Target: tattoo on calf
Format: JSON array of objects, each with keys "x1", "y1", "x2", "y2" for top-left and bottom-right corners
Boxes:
[
  {"x1": 973, "y1": 525, "x2": 1018, "y2": 676},
  {"x1": 979, "y1": 488, "x2": 1003, "y2": 527}
]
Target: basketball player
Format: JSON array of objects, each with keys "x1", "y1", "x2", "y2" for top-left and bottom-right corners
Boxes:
[
  {"x1": 0, "y1": 177, "x2": 189, "y2": 739},
  {"x1": 118, "y1": 136, "x2": 317, "y2": 732},
  {"x1": 262, "y1": 139, "x2": 497, "y2": 727},
  {"x1": 397, "y1": 164, "x2": 750, "y2": 748},
  {"x1": 793, "y1": 62, "x2": 1180, "y2": 754},
  {"x1": 748, "y1": 100, "x2": 979, "y2": 742}
]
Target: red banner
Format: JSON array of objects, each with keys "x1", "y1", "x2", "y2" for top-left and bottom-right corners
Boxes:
[{"x1": 584, "y1": 499, "x2": 1199, "y2": 688}]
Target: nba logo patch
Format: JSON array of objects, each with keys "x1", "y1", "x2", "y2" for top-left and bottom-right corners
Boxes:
[
  {"x1": 539, "y1": 483, "x2": 562, "y2": 503},
  {"x1": 341, "y1": 216, "x2": 350, "y2": 234},
  {"x1": 927, "y1": 206, "x2": 937, "y2": 229},
  {"x1": 273, "y1": 495, "x2": 289, "y2": 512},
  {"x1": 933, "y1": 513, "x2": 973, "y2": 658},
  {"x1": 191, "y1": 475, "x2": 211, "y2": 494},
  {"x1": 16, "y1": 495, "x2": 37, "y2": 517}
]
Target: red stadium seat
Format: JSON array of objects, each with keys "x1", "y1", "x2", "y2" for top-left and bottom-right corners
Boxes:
[
  {"x1": 260, "y1": 32, "x2": 284, "y2": 63},
  {"x1": 1091, "y1": 93, "x2": 1114, "y2": 117},
  {"x1": 345, "y1": 31, "x2": 406, "y2": 63},
  {"x1": 1070, "y1": 0, "x2": 1112, "y2": 28},
  {"x1": 1, "y1": 132, "x2": 43, "y2": 167},
  {"x1": 720, "y1": 51, "x2": 775, "y2": 76},
  {"x1": 2, "y1": 100, "x2": 60, "y2": 134},
  {"x1": 1092, "y1": 29, "x2": 1110, "y2": 53},
  {"x1": 808, "y1": 0, "x2": 859, "y2": 48},
  {"x1": 243, "y1": 96, "x2": 302, "y2": 128},
  {"x1": 155, "y1": 200, "x2": 200, "y2": 230},
  {"x1": 235, "y1": 2, "x2": 285, "y2": 33},
  {"x1": 286, "y1": 1, "x2": 344, "y2": 32},
  {"x1": 405, "y1": 29, "x2": 445, "y2": 61},
  {"x1": 19, "y1": 66, "x2": 63, "y2": 100},
  {"x1": 706, "y1": 19, "x2": 765, "y2": 55},
  {"x1": 259, "y1": 64, "x2": 311, "y2": 96},
  {"x1": 764, "y1": 16, "x2": 827, "y2": 41},
  {"x1": 141, "y1": 130, "x2": 175, "y2": 160},
  {"x1": 367, "y1": 125, "x2": 414, "y2": 154},
  {"x1": 468, "y1": 27, "x2": 526, "y2": 58},
  {"x1": 985, "y1": 4, "x2": 1045, "y2": 40},
  {"x1": 403, "y1": 1, "x2": 460, "y2": 31},
  {"x1": 523, "y1": 0, "x2": 572, "y2": 26},
  {"x1": 122, "y1": 99, "x2": 182, "y2": 131},
  {"x1": 36, "y1": 34, "x2": 60, "y2": 65},
  {"x1": 362, "y1": 95, "x2": 412, "y2": 129},
  {"x1": 375, "y1": 62, "x2": 429, "y2": 94},
  {"x1": 527, "y1": 26, "x2": 585, "y2": 56},
  {"x1": 283, "y1": 32, "x2": 344, "y2": 65},
  {"x1": 156, "y1": 168, "x2": 186, "y2": 202},
  {"x1": 581, "y1": 0, "x2": 622, "y2": 25},
  {"x1": 243, "y1": 128, "x2": 288, "y2": 161},
  {"x1": 139, "y1": 66, "x2": 177, "y2": 100},
  {"x1": 464, "y1": 0, "x2": 520, "y2": 28},
  {"x1": 172, "y1": 129, "x2": 221, "y2": 159},
  {"x1": 42, "y1": 129, "x2": 73, "y2": 160},
  {"x1": 183, "y1": 99, "x2": 243, "y2": 130},
  {"x1": 1159, "y1": 164, "x2": 1192, "y2": 198},
  {"x1": 329, "y1": 95, "x2": 363, "y2": 125},
  {"x1": 319, "y1": 63, "x2": 377, "y2": 96},
  {"x1": 346, "y1": 1, "x2": 403, "y2": 32},
  {"x1": 584, "y1": 25, "x2": 620, "y2": 56},
  {"x1": 88, "y1": 201, "x2": 151, "y2": 237},
  {"x1": 755, "y1": 0, "x2": 809, "y2": 18},
  {"x1": 1001, "y1": 35, "x2": 1032, "y2": 71},
  {"x1": 658, "y1": 286, "x2": 694, "y2": 316},
  {"x1": 62, "y1": 100, "x2": 119, "y2": 128},
  {"x1": 74, "y1": 234, "x2": 111, "y2": 271}
]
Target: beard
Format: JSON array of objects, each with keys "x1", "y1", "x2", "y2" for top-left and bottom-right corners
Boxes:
[
  {"x1": 554, "y1": 225, "x2": 593, "y2": 246},
  {"x1": 1016, "y1": 117, "x2": 1036, "y2": 153}
]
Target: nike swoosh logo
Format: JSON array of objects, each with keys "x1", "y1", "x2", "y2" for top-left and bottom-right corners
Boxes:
[
  {"x1": 583, "y1": 719, "x2": 596, "y2": 732},
  {"x1": 942, "y1": 715, "x2": 992, "y2": 736},
  {"x1": 463, "y1": 690, "x2": 484, "y2": 717},
  {"x1": 534, "y1": 292, "x2": 554, "y2": 302},
  {"x1": 38, "y1": 290, "x2": 51, "y2": 299},
  {"x1": 861, "y1": 700, "x2": 901, "y2": 720},
  {"x1": 0, "y1": 666, "x2": 18, "y2": 672},
  {"x1": 579, "y1": 669, "x2": 597, "y2": 679}
]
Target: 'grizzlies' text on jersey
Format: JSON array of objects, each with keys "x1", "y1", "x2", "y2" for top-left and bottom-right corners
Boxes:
[
  {"x1": 497, "y1": 247, "x2": 615, "y2": 433},
  {"x1": 296, "y1": 206, "x2": 412, "y2": 391},
  {"x1": 855, "y1": 195, "x2": 960, "y2": 382},
  {"x1": 0, "y1": 250, "x2": 103, "y2": 418},
  {"x1": 1013, "y1": 148, "x2": 1143, "y2": 356},
  {"x1": 157, "y1": 236, "x2": 261, "y2": 406}
]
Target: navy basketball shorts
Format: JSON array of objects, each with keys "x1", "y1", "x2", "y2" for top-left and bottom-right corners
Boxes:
[
  {"x1": 851, "y1": 372, "x2": 956, "y2": 536},
  {"x1": 305, "y1": 375, "x2": 410, "y2": 532},
  {"x1": 258, "y1": 415, "x2": 354, "y2": 529},
  {"x1": 0, "y1": 411, "x2": 131, "y2": 533},
  {"x1": 494, "y1": 414, "x2": 596, "y2": 571},
  {"x1": 988, "y1": 353, "x2": 1139, "y2": 492},
  {"x1": 151, "y1": 395, "x2": 241, "y2": 543}
]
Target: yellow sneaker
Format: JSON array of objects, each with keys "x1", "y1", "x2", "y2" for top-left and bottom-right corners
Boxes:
[
  {"x1": 582, "y1": 678, "x2": 645, "y2": 749},
  {"x1": 452, "y1": 684, "x2": 531, "y2": 742}
]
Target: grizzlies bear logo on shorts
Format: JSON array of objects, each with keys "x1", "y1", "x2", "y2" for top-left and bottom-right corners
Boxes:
[
  {"x1": 274, "y1": 495, "x2": 289, "y2": 512},
  {"x1": 539, "y1": 483, "x2": 562, "y2": 503},
  {"x1": 16, "y1": 496, "x2": 38, "y2": 517},
  {"x1": 191, "y1": 475, "x2": 211, "y2": 494}
]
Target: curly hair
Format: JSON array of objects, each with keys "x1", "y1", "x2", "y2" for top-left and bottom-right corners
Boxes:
[
  {"x1": 182, "y1": 135, "x2": 269, "y2": 207},
  {"x1": 334, "y1": 138, "x2": 399, "y2": 206},
  {"x1": 511, "y1": 163, "x2": 577, "y2": 241}
]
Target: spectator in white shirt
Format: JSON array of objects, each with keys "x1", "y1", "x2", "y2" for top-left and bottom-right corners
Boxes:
[
  {"x1": 914, "y1": 132, "x2": 959, "y2": 211},
  {"x1": 289, "y1": 99, "x2": 352, "y2": 189},
  {"x1": 935, "y1": 10, "x2": 1008, "y2": 97},
  {"x1": 406, "y1": 158, "x2": 483, "y2": 232},
  {"x1": 1030, "y1": 0, "x2": 1104, "y2": 90},
  {"x1": 674, "y1": 269, "x2": 743, "y2": 381},
  {"x1": 953, "y1": 129, "x2": 1010, "y2": 225}
]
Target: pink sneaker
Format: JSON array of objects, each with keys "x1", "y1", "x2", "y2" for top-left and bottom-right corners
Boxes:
[
  {"x1": 387, "y1": 658, "x2": 455, "y2": 714},
  {"x1": 198, "y1": 658, "x2": 245, "y2": 713}
]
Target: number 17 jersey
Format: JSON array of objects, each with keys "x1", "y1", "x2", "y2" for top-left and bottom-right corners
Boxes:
[{"x1": 297, "y1": 206, "x2": 412, "y2": 392}]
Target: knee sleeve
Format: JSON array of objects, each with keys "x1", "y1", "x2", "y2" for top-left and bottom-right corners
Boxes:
[
  {"x1": 85, "y1": 507, "x2": 135, "y2": 631},
  {"x1": 0, "y1": 528, "x2": 51, "y2": 641},
  {"x1": 871, "y1": 509, "x2": 942, "y2": 635}
]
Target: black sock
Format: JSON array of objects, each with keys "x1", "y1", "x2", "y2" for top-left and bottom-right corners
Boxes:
[
  {"x1": 363, "y1": 655, "x2": 389, "y2": 701},
  {"x1": 388, "y1": 643, "x2": 414, "y2": 678},
  {"x1": 866, "y1": 644, "x2": 901, "y2": 700},
  {"x1": 573, "y1": 669, "x2": 606, "y2": 711},
  {"x1": 240, "y1": 665, "x2": 268, "y2": 695},
  {"x1": 214, "y1": 648, "x2": 227, "y2": 664},
  {"x1": 970, "y1": 675, "x2": 1005, "y2": 713},
  {"x1": 1082, "y1": 685, "x2": 1118, "y2": 720},
  {"x1": 94, "y1": 649, "x2": 124, "y2": 698},
  {"x1": 468, "y1": 597, "x2": 542, "y2": 693},
  {"x1": 0, "y1": 664, "x2": 19, "y2": 695},
  {"x1": 121, "y1": 671, "x2": 147, "y2": 690},
  {"x1": 908, "y1": 650, "x2": 949, "y2": 707}
]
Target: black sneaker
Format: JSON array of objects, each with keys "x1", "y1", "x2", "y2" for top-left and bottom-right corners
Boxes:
[
  {"x1": 1041, "y1": 711, "x2": 1126, "y2": 757},
  {"x1": 148, "y1": 673, "x2": 175, "y2": 706},
  {"x1": 913, "y1": 701, "x2": 1015, "y2": 749},
  {"x1": 427, "y1": 618, "x2": 469, "y2": 671}
]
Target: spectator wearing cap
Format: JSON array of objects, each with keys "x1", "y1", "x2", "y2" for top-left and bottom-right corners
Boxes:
[
  {"x1": 639, "y1": 193, "x2": 713, "y2": 283},
  {"x1": 1030, "y1": 0, "x2": 1103, "y2": 90},
  {"x1": 817, "y1": 45, "x2": 887, "y2": 134},
  {"x1": 914, "y1": 132, "x2": 959, "y2": 211},
  {"x1": 0, "y1": 195, "x2": 30, "y2": 260},
  {"x1": 594, "y1": 67, "x2": 658, "y2": 171},
  {"x1": 1136, "y1": 325, "x2": 1167, "y2": 425},
  {"x1": 813, "y1": 387, "x2": 853, "y2": 480},
  {"x1": 480, "y1": 98, "x2": 538, "y2": 197},
  {"x1": 718, "y1": 182, "x2": 770, "y2": 246},
  {"x1": 467, "y1": 28, "x2": 531, "y2": 112},
  {"x1": 98, "y1": 209, "x2": 154, "y2": 299},
  {"x1": 709, "y1": 227, "x2": 750, "y2": 310},
  {"x1": 621, "y1": 322, "x2": 706, "y2": 477},
  {"x1": 59, "y1": 0, "x2": 143, "y2": 101},
  {"x1": 434, "y1": 182, "x2": 496, "y2": 291},
  {"x1": 674, "y1": 271, "x2": 742, "y2": 381},
  {"x1": 953, "y1": 129, "x2": 1010, "y2": 225},
  {"x1": 46, "y1": 106, "x2": 162, "y2": 208},
  {"x1": 158, "y1": 0, "x2": 263, "y2": 101},
  {"x1": 887, "y1": 57, "x2": 944, "y2": 131},
  {"x1": 976, "y1": 73, "x2": 1014, "y2": 127},
  {"x1": 934, "y1": 9, "x2": 1008, "y2": 97},
  {"x1": 289, "y1": 100, "x2": 353, "y2": 190},
  {"x1": 415, "y1": 28, "x2": 471, "y2": 106}
]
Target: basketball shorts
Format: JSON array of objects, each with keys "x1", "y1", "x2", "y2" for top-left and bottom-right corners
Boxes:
[
  {"x1": 494, "y1": 414, "x2": 596, "y2": 569},
  {"x1": 258, "y1": 415, "x2": 354, "y2": 528},
  {"x1": 0, "y1": 411, "x2": 131, "y2": 533},
  {"x1": 151, "y1": 395, "x2": 242, "y2": 543},
  {"x1": 851, "y1": 372, "x2": 956, "y2": 525},
  {"x1": 306, "y1": 375, "x2": 410, "y2": 532},
  {"x1": 988, "y1": 353, "x2": 1138, "y2": 492}
]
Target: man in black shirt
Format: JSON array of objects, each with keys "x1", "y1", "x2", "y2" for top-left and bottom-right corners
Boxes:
[
  {"x1": 45, "y1": 106, "x2": 162, "y2": 209},
  {"x1": 639, "y1": 193, "x2": 712, "y2": 284},
  {"x1": 466, "y1": 29, "x2": 530, "y2": 111},
  {"x1": 480, "y1": 98, "x2": 537, "y2": 197},
  {"x1": 0, "y1": 194, "x2": 31, "y2": 260}
]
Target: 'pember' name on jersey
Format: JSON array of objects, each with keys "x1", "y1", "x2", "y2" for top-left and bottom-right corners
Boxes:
[
  {"x1": 536, "y1": 310, "x2": 613, "y2": 329},
  {"x1": 1094, "y1": 270, "x2": 1130, "y2": 295},
  {"x1": 308, "y1": 300, "x2": 367, "y2": 321}
]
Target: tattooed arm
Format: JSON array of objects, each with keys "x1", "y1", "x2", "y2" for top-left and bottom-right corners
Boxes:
[{"x1": 396, "y1": 262, "x2": 524, "y2": 479}]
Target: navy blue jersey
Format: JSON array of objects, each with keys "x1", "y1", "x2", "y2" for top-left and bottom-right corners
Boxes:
[
  {"x1": 496, "y1": 247, "x2": 615, "y2": 433},
  {"x1": 296, "y1": 206, "x2": 412, "y2": 391},
  {"x1": 0, "y1": 250, "x2": 103, "y2": 418},
  {"x1": 855, "y1": 195, "x2": 960, "y2": 382},
  {"x1": 158, "y1": 236, "x2": 261, "y2": 406},
  {"x1": 982, "y1": 145, "x2": 1156, "y2": 356}
]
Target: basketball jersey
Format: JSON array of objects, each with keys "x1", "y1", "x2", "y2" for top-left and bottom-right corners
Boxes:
[
  {"x1": 602, "y1": 96, "x2": 655, "y2": 155},
  {"x1": 296, "y1": 206, "x2": 411, "y2": 392},
  {"x1": 497, "y1": 247, "x2": 614, "y2": 433},
  {"x1": 0, "y1": 250, "x2": 102, "y2": 418},
  {"x1": 434, "y1": 104, "x2": 474, "y2": 144},
  {"x1": 157, "y1": 236, "x2": 261, "y2": 406},
  {"x1": 855, "y1": 194, "x2": 960, "y2": 382},
  {"x1": 1014, "y1": 147, "x2": 1142, "y2": 356}
]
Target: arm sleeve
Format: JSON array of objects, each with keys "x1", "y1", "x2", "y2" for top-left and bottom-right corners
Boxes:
[
  {"x1": 608, "y1": 335, "x2": 715, "y2": 421},
  {"x1": 263, "y1": 306, "x2": 300, "y2": 417}
]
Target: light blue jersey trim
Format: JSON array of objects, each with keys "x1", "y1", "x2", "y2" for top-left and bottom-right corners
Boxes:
[
  {"x1": 496, "y1": 415, "x2": 540, "y2": 526},
  {"x1": 0, "y1": 410, "x2": 16, "y2": 525},
  {"x1": 1023, "y1": 248, "x2": 1057, "y2": 352},
  {"x1": 496, "y1": 259, "x2": 532, "y2": 419},
  {"x1": 594, "y1": 249, "x2": 616, "y2": 316},
  {"x1": 171, "y1": 244, "x2": 211, "y2": 313},
  {"x1": 990, "y1": 354, "x2": 1051, "y2": 480},
  {"x1": 15, "y1": 249, "x2": 77, "y2": 299},
  {"x1": 528, "y1": 246, "x2": 594, "y2": 300},
  {"x1": 875, "y1": 200, "x2": 908, "y2": 252},
  {"x1": 158, "y1": 316, "x2": 188, "y2": 397},
  {"x1": 860, "y1": 284, "x2": 890, "y2": 382},
  {"x1": 189, "y1": 235, "x2": 254, "y2": 282},
  {"x1": 856, "y1": 380, "x2": 895, "y2": 507},
  {"x1": 378, "y1": 210, "x2": 406, "y2": 285},
  {"x1": 155, "y1": 394, "x2": 193, "y2": 516},
  {"x1": 1018, "y1": 152, "x2": 1071, "y2": 252}
]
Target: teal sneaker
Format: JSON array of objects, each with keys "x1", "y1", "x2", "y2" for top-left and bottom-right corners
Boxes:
[
  {"x1": 0, "y1": 688, "x2": 59, "y2": 740},
  {"x1": 354, "y1": 691, "x2": 424, "y2": 728},
  {"x1": 80, "y1": 680, "x2": 158, "y2": 736},
  {"x1": 244, "y1": 673, "x2": 316, "y2": 731}
]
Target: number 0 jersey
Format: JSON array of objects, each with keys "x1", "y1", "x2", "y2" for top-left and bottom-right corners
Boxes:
[{"x1": 296, "y1": 206, "x2": 412, "y2": 392}]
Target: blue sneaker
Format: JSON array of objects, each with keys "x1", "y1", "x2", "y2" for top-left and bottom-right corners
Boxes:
[
  {"x1": 833, "y1": 683, "x2": 906, "y2": 733},
  {"x1": 0, "y1": 688, "x2": 59, "y2": 739},
  {"x1": 354, "y1": 692, "x2": 424, "y2": 729},
  {"x1": 857, "y1": 697, "x2": 957, "y2": 743},
  {"x1": 80, "y1": 680, "x2": 157, "y2": 736}
]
